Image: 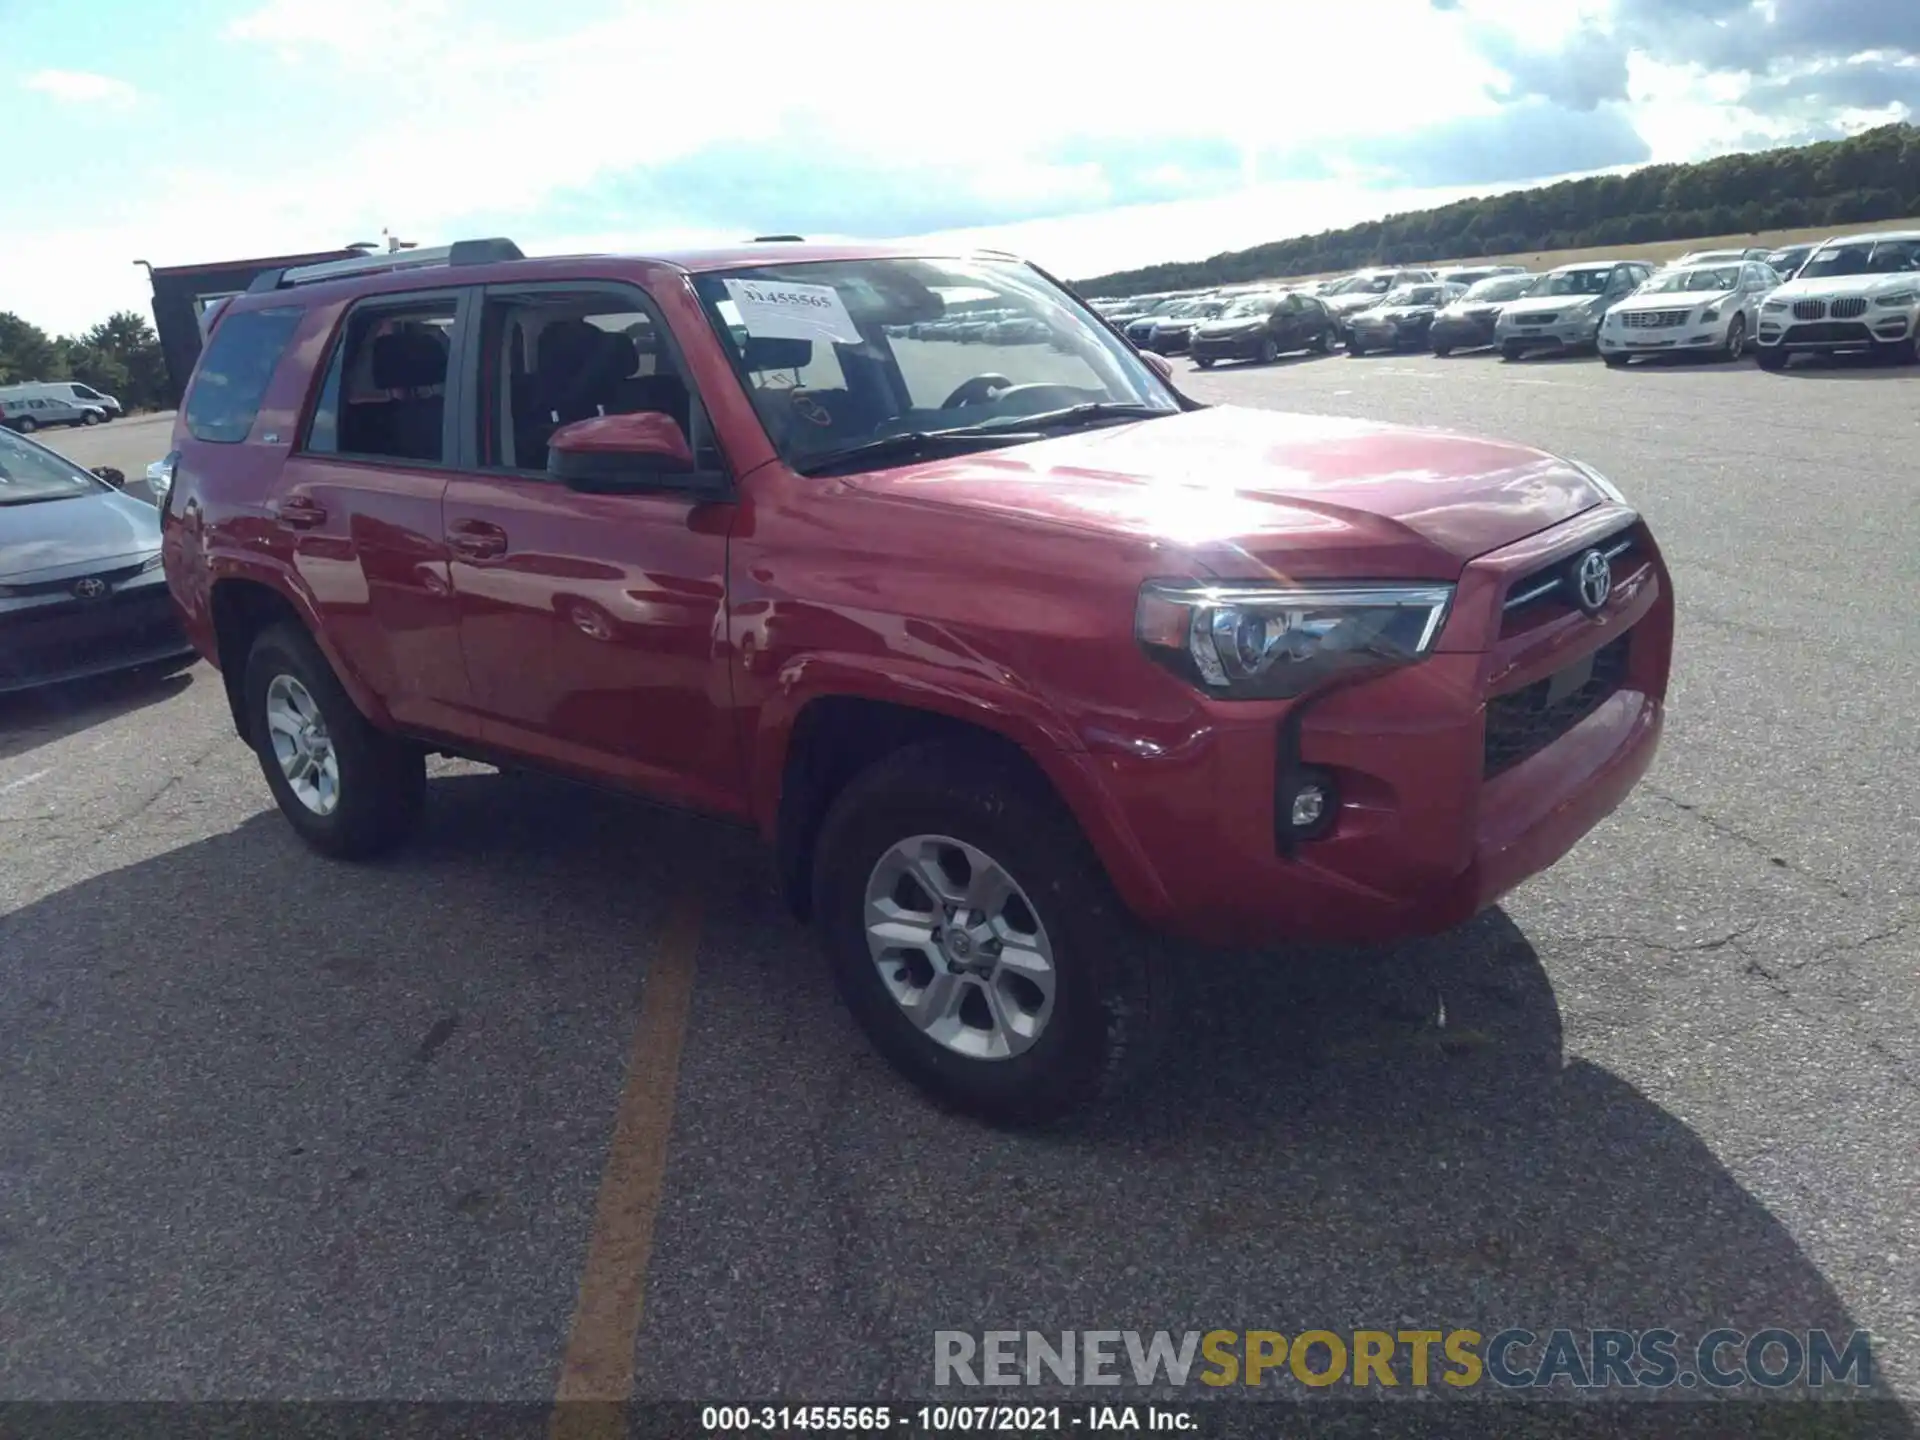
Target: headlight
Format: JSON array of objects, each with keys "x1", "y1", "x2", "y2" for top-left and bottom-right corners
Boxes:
[
  {"x1": 1572, "y1": 459, "x2": 1632, "y2": 507},
  {"x1": 1700, "y1": 304, "x2": 1722, "y2": 321},
  {"x1": 1762, "y1": 298, "x2": 1788, "y2": 311},
  {"x1": 138, "y1": 552, "x2": 164, "y2": 573},
  {"x1": 1874, "y1": 291, "x2": 1915, "y2": 306},
  {"x1": 1135, "y1": 581, "x2": 1454, "y2": 698}
]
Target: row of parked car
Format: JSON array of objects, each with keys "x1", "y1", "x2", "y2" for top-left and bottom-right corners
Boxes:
[
  {"x1": 1089, "y1": 232, "x2": 1920, "y2": 371},
  {"x1": 0, "y1": 380, "x2": 127, "y2": 432}
]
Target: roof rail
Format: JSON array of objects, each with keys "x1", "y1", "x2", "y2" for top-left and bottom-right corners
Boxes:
[
  {"x1": 750, "y1": 234, "x2": 806, "y2": 242},
  {"x1": 246, "y1": 237, "x2": 525, "y2": 293}
]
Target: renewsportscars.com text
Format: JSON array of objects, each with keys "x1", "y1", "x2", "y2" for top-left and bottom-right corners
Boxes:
[{"x1": 933, "y1": 1328, "x2": 1876, "y2": 1391}]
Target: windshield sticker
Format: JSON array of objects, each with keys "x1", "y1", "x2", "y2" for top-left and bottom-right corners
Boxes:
[{"x1": 723, "y1": 279, "x2": 861, "y2": 346}]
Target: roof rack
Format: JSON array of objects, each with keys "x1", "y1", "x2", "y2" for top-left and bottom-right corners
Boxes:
[
  {"x1": 749, "y1": 234, "x2": 806, "y2": 242},
  {"x1": 247, "y1": 237, "x2": 525, "y2": 293}
]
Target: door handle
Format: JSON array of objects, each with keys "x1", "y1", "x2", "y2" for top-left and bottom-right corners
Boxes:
[
  {"x1": 274, "y1": 495, "x2": 328, "y2": 529},
  {"x1": 446, "y1": 520, "x2": 509, "y2": 560}
]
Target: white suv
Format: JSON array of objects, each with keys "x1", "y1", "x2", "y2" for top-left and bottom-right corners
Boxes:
[{"x1": 1754, "y1": 230, "x2": 1920, "y2": 370}]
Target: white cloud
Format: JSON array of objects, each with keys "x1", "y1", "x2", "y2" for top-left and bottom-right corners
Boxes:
[{"x1": 23, "y1": 70, "x2": 137, "y2": 107}]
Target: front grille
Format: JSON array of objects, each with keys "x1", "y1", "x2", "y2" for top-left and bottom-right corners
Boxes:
[
  {"x1": 0, "y1": 558, "x2": 154, "y2": 599},
  {"x1": 1502, "y1": 526, "x2": 1637, "y2": 618},
  {"x1": 1622, "y1": 309, "x2": 1689, "y2": 329},
  {"x1": 1484, "y1": 635, "x2": 1631, "y2": 777},
  {"x1": 0, "y1": 590, "x2": 182, "y2": 684},
  {"x1": 1782, "y1": 321, "x2": 1873, "y2": 344},
  {"x1": 1793, "y1": 299, "x2": 1827, "y2": 320},
  {"x1": 1516, "y1": 313, "x2": 1557, "y2": 326},
  {"x1": 1831, "y1": 297, "x2": 1868, "y2": 319}
]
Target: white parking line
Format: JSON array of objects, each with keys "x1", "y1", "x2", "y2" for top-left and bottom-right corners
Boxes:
[{"x1": 0, "y1": 769, "x2": 52, "y2": 797}]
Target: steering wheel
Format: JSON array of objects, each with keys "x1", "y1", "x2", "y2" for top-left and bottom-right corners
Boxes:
[{"x1": 941, "y1": 373, "x2": 1015, "y2": 408}]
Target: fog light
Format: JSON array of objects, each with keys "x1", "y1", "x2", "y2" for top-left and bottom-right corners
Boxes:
[{"x1": 1290, "y1": 785, "x2": 1328, "y2": 828}]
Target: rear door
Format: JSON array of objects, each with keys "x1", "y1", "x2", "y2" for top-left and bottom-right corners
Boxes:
[{"x1": 268, "y1": 288, "x2": 476, "y2": 735}]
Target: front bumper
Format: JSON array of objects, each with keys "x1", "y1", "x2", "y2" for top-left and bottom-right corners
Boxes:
[
  {"x1": 1756, "y1": 307, "x2": 1916, "y2": 352},
  {"x1": 0, "y1": 574, "x2": 194, "y2": 695},
  {"x1": 1599, "y1": 318, "x2": 1727, "y2": 354},
  {"x1": 1068, "y1": 507, "x2": 1672, "y2": 946},
  {"x1": 1150, "y1": 329, "x2": 1198, "y2": 355},
  {"x1": 1190, "y1": 332, "x2": 1263, "y2": 361},
  {"x1": 1500, "y1": 315, "x2": 1603, "y2": 350},
  {"x1": 1429, "y1": 315, "x2": 1497, "y2": 349}
]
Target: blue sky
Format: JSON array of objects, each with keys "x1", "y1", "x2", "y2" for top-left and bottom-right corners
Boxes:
[{"x1": 5, "y1": 0, "x2": 1917, "y2": 335}]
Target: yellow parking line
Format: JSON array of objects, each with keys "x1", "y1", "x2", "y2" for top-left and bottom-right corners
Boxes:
[{"x1": 551, "y1": 886, "x2": 704, "y2": 1438}]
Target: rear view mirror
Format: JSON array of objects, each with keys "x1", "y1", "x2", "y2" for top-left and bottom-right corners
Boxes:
[{"x1": 547, "y1": 411, "x2": 696, "y2": 489}]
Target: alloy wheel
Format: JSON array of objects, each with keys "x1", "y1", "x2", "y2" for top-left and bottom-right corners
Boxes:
[
  {"x1": 265, "y1": 673, "x2": 340, "y2": 816},
  {"x1": 863, "y1": 834, "x2": 1056, "y2": 1060}
]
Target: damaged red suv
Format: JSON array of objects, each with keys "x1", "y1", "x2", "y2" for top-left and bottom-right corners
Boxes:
[{"x1": 160, "y1": 237, "x2": 1672, "y2": 1122}]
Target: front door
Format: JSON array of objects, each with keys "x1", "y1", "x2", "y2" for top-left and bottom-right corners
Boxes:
[{"x1": 441, "y1": 282, "x2": 743, "y2": 818}]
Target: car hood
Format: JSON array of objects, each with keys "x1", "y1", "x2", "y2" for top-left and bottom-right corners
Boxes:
[
  {"x1": 0, "y1": 486, "x2": 161, "y2": 581},
  {"x1": 1360, "y1": 305, "x2": 1437, "y2": 322},
  {"x1": 1769, "y1": 272, "x2": 1919, "y2": 301},
  {"x1": 1196, "y1": 318, "x2": 1265, "y2": 335},
  {"x1": 1500, "y1": 293, "x2": 1602, "y2": 317},
  {"x1": 1156, "y1": 316, "x2": 1206, "y2": 329},
  {"x1": 839, "y1": 407, "x2": 1607, "y2": 577},
  {"x1": 1440, "y1": 303, "x2": 1503, "y2": 319},
  {"x1": 1614, "y1": 288, "x2": 1732, "y2": 312},
  {"x1": 1324, "y1": 292, "x2": 1389, "y2": 314}
]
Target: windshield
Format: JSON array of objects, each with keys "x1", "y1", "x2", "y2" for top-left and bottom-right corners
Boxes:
[
  {"x1": 1383, "y1": 285, "x2": 1445, "y2": 307},
  {"x1": 1462, "y1": 275, "x2": 1536, "y2": 303},
  {"x1": 1641, "y1": 266, "x2": 1741, "y2": 294},
  {"x1": 693, "y1": 257, "x2": 1179, "y2": 471},
  {"x1": 1224, "y1": 294, "x2": 1281, "y2": 318},
  {"x1": 69, "y1": 384, "x2": 104, "y2": 400},
  {"x1": 1541, "y1": 268, "x2": 1612, "y2": 296},
  {"x1": 1678, "y1": 252, "x2": 1742, "y2": 267},
  {"x1": 1798, "y1": 238, "x2": 1920, "y2": 279},
  {"x1": 0, "y1": 424, "x2": 106, "y2": 506},
  {"x1": 1325, "y1": 273, "x2": 1392, "y2": 296}
]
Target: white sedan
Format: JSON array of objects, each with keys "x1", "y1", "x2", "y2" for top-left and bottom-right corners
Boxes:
[{"x1": 1598, "y1": 260, "x2": 1781, "y2": 365}]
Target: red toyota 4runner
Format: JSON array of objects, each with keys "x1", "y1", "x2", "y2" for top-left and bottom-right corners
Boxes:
[{"x1": 160, "y1": 238, "x2": 1672, "y2": 1122}]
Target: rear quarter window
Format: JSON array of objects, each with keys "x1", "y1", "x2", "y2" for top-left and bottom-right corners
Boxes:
[{"x1": 184, "y1": 306, "x2": 304, "y2": 444}]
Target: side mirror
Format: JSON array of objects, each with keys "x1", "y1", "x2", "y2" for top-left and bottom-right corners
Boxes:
[
  {"x1": 1141, "y1": 352, "x2": 1174, "y2": 382},
  {"x1": 92, "y1": 466, "x2": 126, "y2": 488},
  {"x1": 547, "y1": 411, "x2": 700, "y2": 491}
]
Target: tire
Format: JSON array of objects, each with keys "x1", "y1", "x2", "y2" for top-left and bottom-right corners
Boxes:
[
  {"x1": 1347, "y1": 335, "x2": 1366, "y2": 357},
  {"x1": 1312, "y1": 330, "x2": 1331, "y2": 354},
  {"x1": 1755, "y1": 347, "x2": 1787, "y2": 371},
  {"x1": 1195, "y1": 357, "x2": 1215, "y2": 370},
  {"x1": 1501, "y1": 341, "x2": 1524, "y2": 362},
  {"x1": 1256, "y1": 336, "x2": 1277, "y2": 364},
  {"x1": 1602, "y1": 353, "x2": 1629, "y2": 368},
  {"x1": 812, "y1": 741, "x2": 1162, "y2": 1126},
  {"x1": 243, "y1": 623, "x2": 425, "y2": 860},
  {"x1": 1432, "y1": 344, "x2": 1452, "y2": 358},
  {"x1": 80, "y1": 410, "x2": 100, "y2": 426},
  {"x1": 1720, "y1": 314, "x2": 1747, "y2": 361},
  {"x1": 15, "y1": 416, "x2": 35, "y2": 434}
]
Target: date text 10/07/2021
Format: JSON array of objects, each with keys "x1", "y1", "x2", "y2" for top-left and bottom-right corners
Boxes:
[{"x1": 700, "y1": 1405, "x2": 1194, "y2": 1432}]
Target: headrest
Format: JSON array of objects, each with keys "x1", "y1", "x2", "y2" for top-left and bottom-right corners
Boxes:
[
  {"x1": 370, "y1": 330, "x2": 447, "y2": 390},
  {"x1": 536, "y1": 317, "x2": 604, "y2": 374},
  {"x1": 744, "y1": 336, "x2": 813, "y2": 371},
  {"x1": 596, "y1": 330, "x2": 639, "y2": 379}
]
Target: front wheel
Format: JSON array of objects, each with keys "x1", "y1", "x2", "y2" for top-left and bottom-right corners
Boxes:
[
  {"x1": 1347, "y1": 335, "x2": 1367, "y2": 357},
  {"x1": 1312, "y1": 329, "x2": 1331, "y2": 354},
  {"x1": 80, "y1": 410, "x2": 101, "y2": 426},
  {"x1": 244, "y1": 624, "x2": 425, "y2": 859},
  {"x1": 1602, "y1": 353, "x2": 1629, "y2": 368},
  {"x1": 1256, "y1": 336, "x2": 1277, "y2": 364},
  {"x1": 1432, "y1": 344, "x2": 1452, "y2": 358},
  {"x1": 812, "y1": 742, "x2": 1161, "y2": 1126},
  {"x1": 1501, "y1": 341, "x2": 1524, "y2": 362},
  {"x1": 1194, "y1": 356, "x2": 1215, "y2": 370},
  {"x1": 1755, "y1": 347, "x2": 1788, "y2": 371},
  {"x1": 1720, "y1": 314, "x2": 1747, "y2": 361}
]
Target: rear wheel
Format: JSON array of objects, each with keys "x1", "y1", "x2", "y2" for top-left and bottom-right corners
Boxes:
[
  {"x1": 1501, "y1": 341, "x2": 1524, "y2": 362},
  {"x1": 14, "y1": 416, "x2": 36, "y2": 433},
  {"x1": 1432, "y1": 344, "x2": 1452, "y2": 358},
  {"x1": 80, "y1": 410, "x2": 101, "y2": 426},
  {"x1": 1602, "y1": 353, "x2": 1629, "y2": 368},
  {"x1": 1256, "y1": 336, "x2": 1277, "y2": 364},
  {"x1": 812, "y1": 742, "x2": 1161, "y2": 1126},
  {"x1": 1194, "y1": 356, "x2": 1215, "y2": 370},
  {"x1": 244, "y1": 624, "x2": 425, "y2": 859}
]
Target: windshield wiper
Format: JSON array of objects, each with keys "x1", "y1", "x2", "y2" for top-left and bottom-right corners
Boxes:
[
  {"x1": 792, "y1": 428, "x2": 1042, "y2": 478},
  {"x1": 997, "y1": 402, "x2": 1175, "y2": 433}
]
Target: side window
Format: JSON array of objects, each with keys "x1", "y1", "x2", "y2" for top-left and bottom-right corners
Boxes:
[
  {"x1": 479, "y1": 291, "x2": 697, "y2": 473},
  {"x1": 303, "y1": 298, "x2": 456, "y2": 464},
  {"x1": 184, "y1": 306, "x2": 304, "y2": 444}
]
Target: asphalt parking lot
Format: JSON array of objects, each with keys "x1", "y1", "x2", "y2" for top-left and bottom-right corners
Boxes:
[{"x1": 3, "y1": 352, "x2": 1916, "y2": 1423}]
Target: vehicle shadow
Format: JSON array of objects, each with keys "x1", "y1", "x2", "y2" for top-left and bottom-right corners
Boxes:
[
  {"x1": 0, "y1": 770, "x2": 1910, "y2": 1427},
  {"x1": 1763, "y1": 352, "x2": 1917, "y2": 381},
  {"x1": 0, "y1": 662, "x2": 200, "y2": 766}
]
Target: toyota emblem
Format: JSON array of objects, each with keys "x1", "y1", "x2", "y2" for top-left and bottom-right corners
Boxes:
[
  {"x1": 1572, "y1": 549, "x2": 1611, "y2": 615},
  {"x1": 72, "y1": 577, "x2": 108, "y2": 600}
]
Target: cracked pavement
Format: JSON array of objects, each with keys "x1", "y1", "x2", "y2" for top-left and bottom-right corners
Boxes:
[{"x1": 0, "y1": 358, "x2": 1914, "y2": 1420}]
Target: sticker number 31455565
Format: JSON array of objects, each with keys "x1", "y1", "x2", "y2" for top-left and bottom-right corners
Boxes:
[{"x1": 723, "y1": 278, "x2": 861, "y2": 346}]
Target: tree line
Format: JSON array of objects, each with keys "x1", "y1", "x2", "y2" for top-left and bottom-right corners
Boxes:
[
  {"x1": 1075, "y1": 123, "x2": 1920, "y2": 296},
  {"x1": 0, "y1": 310, "x2": 170, "y2": 411}
]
